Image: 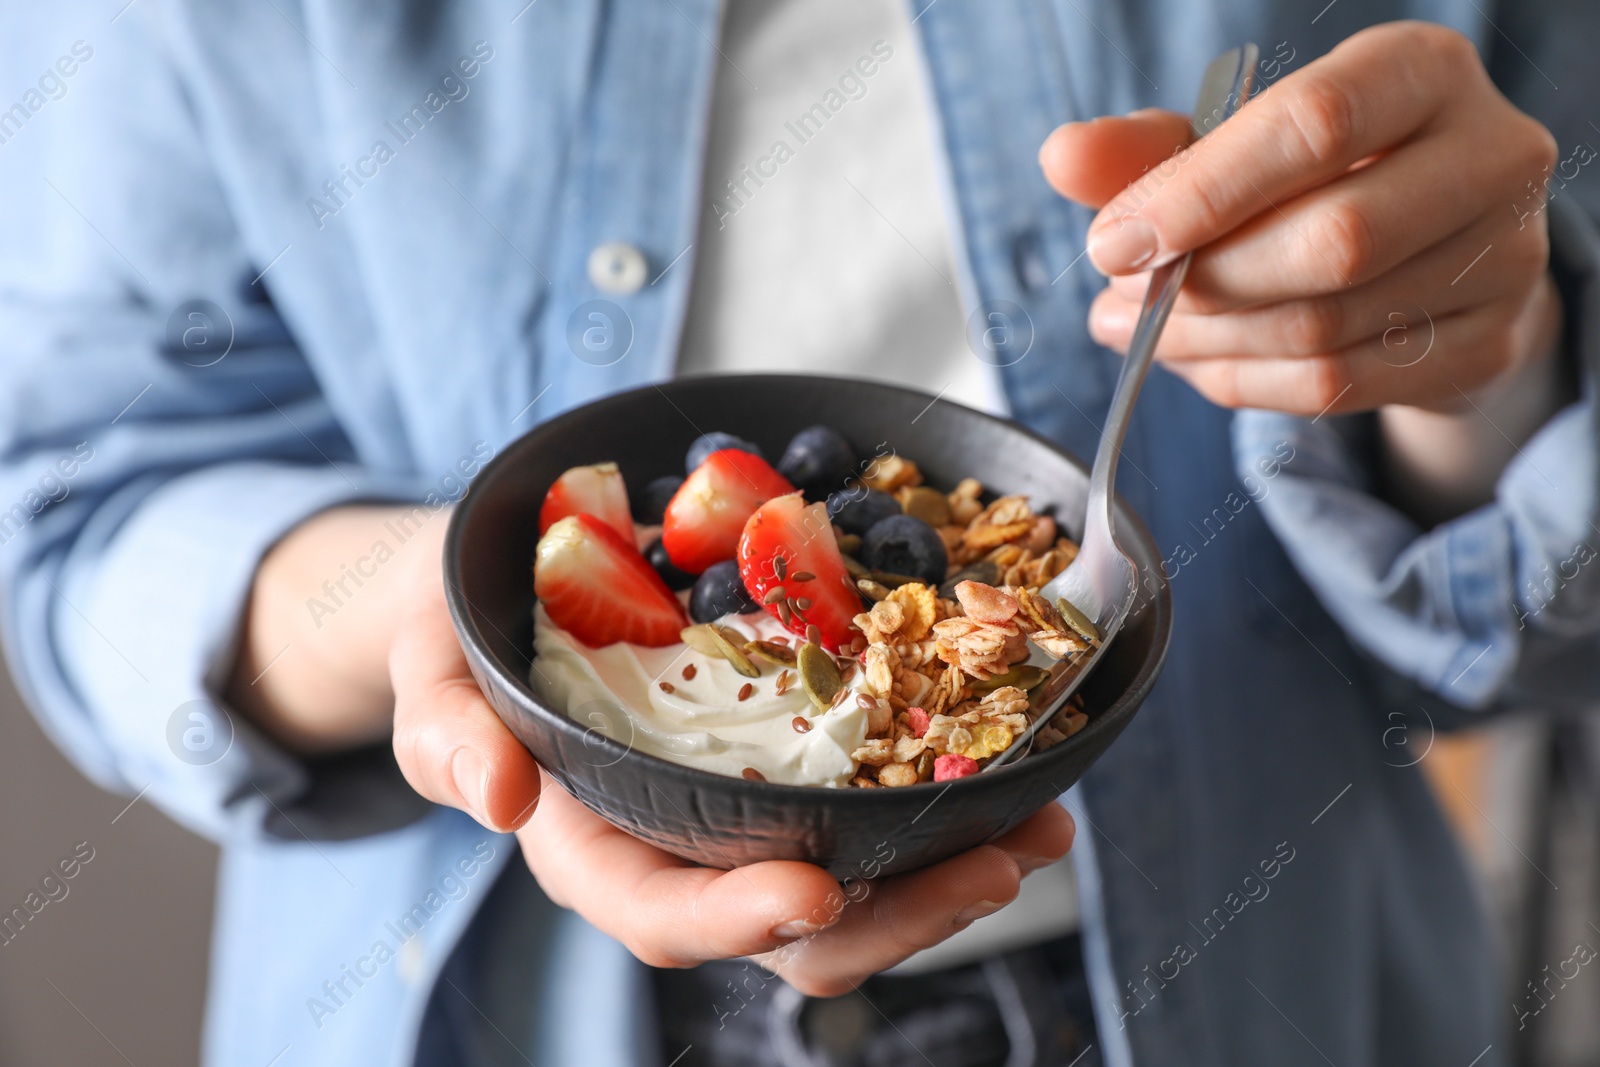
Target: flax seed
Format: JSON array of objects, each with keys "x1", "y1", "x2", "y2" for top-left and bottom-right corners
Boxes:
[
  {"x1": 658, "y1": 681, "x2": 675, "y2": 694},
  {"x1": 681, "y1": 664, "x2": 697, "y2": 681},
  {"x1": 792, "y1": 716, "x2": 812, "y2": 734},
  {"x1": 737, "y1": 682, "x2": 755, "y2": 701},
  {"x1": 742, "y1": 767, "x2": 767, "y2": 782}
]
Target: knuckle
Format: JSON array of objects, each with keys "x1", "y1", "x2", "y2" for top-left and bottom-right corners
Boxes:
[
  {"x1": 1187, "y1": 361, "x2": 1245, "y2": 411},
  {"x1": 1516, "y1": 224, "x2": 1552, "y2": 274},
  {"x1": 1181, "y1": 177, "x2": 1231, "y2": 247},
  {"x1": 1418, "y1": 22, "x2": 1478, "y2": 68},
  {"x1": 624, "y1": 938, "x2": 682, "y2": 970},
  {"x1": 1283, "y1": 76, "x2": 1359, "y2": 169},
  {"x1": 785, "y1": 973, "x2": 850, "y2": 999},
  {"x1": 1283, "y1": 297, "x2": 1345, "y2": 354},
  {"x1": 1523, "y1": 119, "x2": 1559, "y2": 174},
  {"x1": 1309, "y1": 199, "x2": 1378, "y2": 285},
  {"x1": 1301, "y1": 356, "x2": 1354, "y2": 414}
]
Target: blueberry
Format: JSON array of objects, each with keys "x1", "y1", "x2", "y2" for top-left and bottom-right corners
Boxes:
[
  {"x1": 861, "y1": 514, "x2": 948, "y2": 585},
  {"x1": 826, "y1": 487, "x2": 901, "y2": 536},
  {"x1": 635, "y1": 475, "x2": 683, "y2": 525},
  {"x1": 777, "y1": 425, "x2": 857, "y2": 500},
  {"x1": 689, "y1": 560, "x2": 759, "y2": 623},
  {"x1": 686, "y1": 432, "x2": 763, "y2": 473},
  {"x1": 645, "y1": 537, "x2": 696, "y2": 591}
]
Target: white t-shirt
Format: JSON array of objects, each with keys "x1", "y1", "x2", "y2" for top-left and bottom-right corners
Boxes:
[
  {"x1": 677, "y1": 0, "x2": 1077, "y2": 970},
  {"x1": 676, "y1": 0, "x2": 1007, "y2": 417}
]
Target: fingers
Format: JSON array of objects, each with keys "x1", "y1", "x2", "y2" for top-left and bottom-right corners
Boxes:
[
  {"x1": 1039, "y1": 109, "x2": 1194, "y2": 209},
  {"x1": 1090, "y1": 215, "x2": 1532, "y2": 360},
  {"x1": 1083, "y1": 23, "x2": 1480, "y2": 275},
  {"x1": 518, "y1": 773, "x2": 844, "y2": 968},
  {"x1": 1172, "y1": 132, "x2": 1549, "y2": 305},
  {"x1": 390, "y1": 571, "x2": 542, "y2": 831},
  {"x1": 1112, "y1": 208, "x2": 1535, "y2": 316},
  {"x1": 756, "y1": 804, "x2": 1076, "y2": 997},
  {"x1": 990, "y1": 799, "x2": 1076, "y2": 869},
  {"x1": 1162, "y1": 289, "x2": 1550, "y2": 416}
]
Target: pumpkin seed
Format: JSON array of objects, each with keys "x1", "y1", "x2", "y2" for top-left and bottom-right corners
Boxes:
[
  {"x1": 708, "y1": 625, "x2": 761, "y2": 677},
  {"x1": 745, "y1": 639, "x2": 797, "y2": 668},
  {"x1": 797, "y1": 642, "x2": 843, "y2": 711},
  {"x1": 938, "y1": 560, "x2": 1002, "y2": 598},
  {"x1": 968, "y1": 664, "x2": 1051, "y2": 694},
  {"x1": 680, "y1": 624, "x2": 722, "y2": 654},
  {"x1": 1054, "y1": 597, "x2": 1101, "y2": 645},
  {"x1": 855, "y1": 578, "x2": 891, "y2": 602},
  {"x1": 900, "y1": 485, "x2": 951, "y2": 527}
]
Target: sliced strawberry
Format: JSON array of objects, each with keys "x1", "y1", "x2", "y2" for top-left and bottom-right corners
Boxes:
[
  {"x1": 535, "y1": 514, "x2": 688, "y2": 648},
  {"x1": 539, "y1": 463, "x2": 633, "y2": 541},
  {"x1": 662, "y1": 450, "x2": 794, "y2": 574},
  {"x1": 737, "y1": 493, "x2": 860, "y2": 652}
]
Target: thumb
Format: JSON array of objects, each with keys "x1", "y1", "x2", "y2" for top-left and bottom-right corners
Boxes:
[{"x1": 1038, "y1": 108, "x2": 1193, "y2": 209}]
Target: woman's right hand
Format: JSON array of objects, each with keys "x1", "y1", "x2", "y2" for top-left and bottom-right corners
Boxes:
[{"x1": 389, "y1": 551, "x2": 1075, "y2": 994}]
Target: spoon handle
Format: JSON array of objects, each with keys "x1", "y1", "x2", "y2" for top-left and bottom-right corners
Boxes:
[
  {"x1": 982, "y1": 48, "x2": 1258, "y2": 775},
  {"x1": 1079, "y1": 44, "x2": 1259, "y2": 574}
]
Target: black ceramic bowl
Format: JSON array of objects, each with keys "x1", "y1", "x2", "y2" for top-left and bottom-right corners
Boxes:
[{"x1": 445, "y1": 375, "x2": 1170, "y2": 879}]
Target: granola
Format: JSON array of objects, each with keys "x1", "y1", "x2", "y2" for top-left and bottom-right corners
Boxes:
[{"x1": 832, "y1": 476, "x2": 1100, "y2": 787}]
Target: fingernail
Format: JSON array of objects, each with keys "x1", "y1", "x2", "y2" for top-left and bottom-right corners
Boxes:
[
  {"x1": 1012, "y1": 854, "x2": 1060, "y2": 875},
  {"x1": 771, "y1": 918, "x2": 829, "y2": 940},
  {"x1": 451, "y1": 747, "x2": 493, "y2": 827},
  {"x1": 1091, "y1": 304, "x2": 1134, "y2": 341},
  {"x1": 1088, "y1": 217, "x2": 1159, "y2": 275},
  {"x1": 953, "y1": 899, "x2": 1007, "y2": 926}
]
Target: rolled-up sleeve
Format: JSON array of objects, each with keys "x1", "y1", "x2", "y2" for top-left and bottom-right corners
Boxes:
[
  {"x1": 0, "y1": 12, "x2": 424, "y2": 841},
  {"x1": 1233, "y1": 195, "x2": 1600, "y2": 714}
]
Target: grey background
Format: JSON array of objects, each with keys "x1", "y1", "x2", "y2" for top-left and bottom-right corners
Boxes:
[{"x1": 0, "y1": 661, "x2": 213, "y2": 1067}]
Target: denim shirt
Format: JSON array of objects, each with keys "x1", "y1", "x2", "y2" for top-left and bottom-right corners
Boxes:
[{"x1": 2, "y1": 2, "x2": 1597, "y2": 1065}]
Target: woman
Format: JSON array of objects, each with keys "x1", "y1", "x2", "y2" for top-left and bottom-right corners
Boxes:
[{"x1": 1, "y1": 1, "x2": 1594, "y2": 1064}]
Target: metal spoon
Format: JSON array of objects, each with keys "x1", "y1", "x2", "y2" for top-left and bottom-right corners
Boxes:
[{"x1": 985, "y1": 44, "x2": 1258, "y2": 771}]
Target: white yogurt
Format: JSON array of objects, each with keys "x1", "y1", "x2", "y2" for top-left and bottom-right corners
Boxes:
[{"x1": 531, "y1": 604, "x2": 869, "y2": 786}]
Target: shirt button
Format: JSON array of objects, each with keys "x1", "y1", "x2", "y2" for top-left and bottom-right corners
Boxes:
[{"x1": 587, "y1": 242, "x2": 648, "y2": 295}]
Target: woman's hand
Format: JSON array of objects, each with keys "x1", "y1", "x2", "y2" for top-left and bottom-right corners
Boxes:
[
  {"x1": 389, "y1": 558, "x2": 1075, "y2": 993},
  {"x1": 1039, "y1": 21, "x2": 1563, "y2": 417}
]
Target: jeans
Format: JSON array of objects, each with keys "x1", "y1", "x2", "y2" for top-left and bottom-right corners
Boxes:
[{"x1": 651, "y1": 933, "x2": 1100, "y2": 1067}]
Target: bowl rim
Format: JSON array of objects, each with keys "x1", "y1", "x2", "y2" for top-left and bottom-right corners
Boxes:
[{"x1": 444, "y1": 373, "x2": 1172, "y2": 799}]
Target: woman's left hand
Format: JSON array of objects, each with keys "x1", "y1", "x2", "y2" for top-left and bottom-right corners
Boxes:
[{"x1": 1039, "y1": 21, "x2": 1565, "y2": 416}]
